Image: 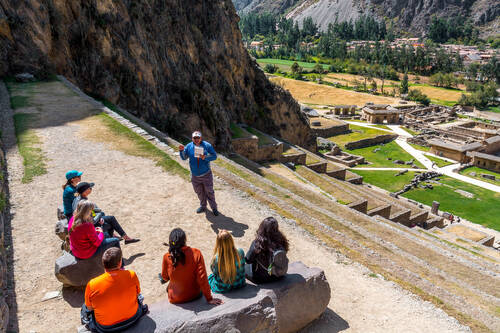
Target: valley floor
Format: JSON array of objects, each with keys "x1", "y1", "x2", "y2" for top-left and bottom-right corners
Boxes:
[{"x1": 0, "y1": 80, "x2": 472, "y2": 332}]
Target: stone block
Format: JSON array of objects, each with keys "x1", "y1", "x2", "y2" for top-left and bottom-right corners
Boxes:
[
  {"x1": 367, "y1": 204, "x2": 392, "y2": 218},
  {"x1": 481, "y1": 173, "x2": 495, "y2": 180},
  {"x1": 348, "y1": 200, "x2": 368, "y2": 214},
  {"x1": 390, "y1": 209, "x2": 412, "y2": 226},
  {"x1": 0, "y1": 297, "x2": 8, "y2": 333},
  {"x1": 55, "y1": 219, "x2": 68, "y2": 241},
  {"x1": 326, "y1": 168, "x2": 346, "y2": 181},
  {"x1": 347, "y1": 176, "x2": 363, "y2": 185},
  {"x1": 410, "y1": 211, "x2": 429, "y2": 225},
  {"x1": 123, "y1": 262, "x2": 330, "y2": 333},
  {"x1": 57, "y1": 206, "x2": 66, "y2": 220},
  {"x1": 55, "y1": 251, "x2": 105, "y2": 287},
  {"x1": 306, "y1": 162, "x2": 327, "y2": 173}
]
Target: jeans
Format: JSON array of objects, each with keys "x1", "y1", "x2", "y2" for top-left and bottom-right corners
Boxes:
[
  {"x1": 191, "y1": 171, "x2": 217, "y2": 210},
  {"x1": 94, "y1": 215, "x2": 126, "y2": 237}
]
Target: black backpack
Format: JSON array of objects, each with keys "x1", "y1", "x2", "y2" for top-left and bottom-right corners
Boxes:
[{"x1": 257, "y1": 249, "x2": 288, "y2": 277}]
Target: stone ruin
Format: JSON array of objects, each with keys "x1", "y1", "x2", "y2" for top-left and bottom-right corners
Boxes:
[
  {"x1": 317, "y1": 137, "x2": 365, "y2": 167},
  {"x1": 392, "y1": 171, "x2": 442, "y2": 197}
]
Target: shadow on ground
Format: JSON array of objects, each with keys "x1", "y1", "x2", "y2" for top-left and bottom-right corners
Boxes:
[
  {"x1": 205, "y1": 212, "x2": 249, "y2": 237},
  {"x1": 299, "y1": 308, "x2": 350, "y2": 333}
]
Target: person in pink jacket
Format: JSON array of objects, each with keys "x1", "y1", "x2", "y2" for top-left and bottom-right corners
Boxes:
[{"x1": 68, "y1": 200, "x2": 121, "y2": 260}]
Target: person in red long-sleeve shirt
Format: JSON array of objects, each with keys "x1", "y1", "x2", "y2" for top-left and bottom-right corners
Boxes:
[{"x1": 161, "y1": 228, "x2": 223, "y2": 305}]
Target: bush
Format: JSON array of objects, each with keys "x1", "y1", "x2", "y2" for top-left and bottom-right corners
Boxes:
[
  {"x1": 408, "y1": 89, "x2": 430, "y2": 106},
  {"x1": 459, "y1": 82, "x2": 499, "y2": 108},
  {"x1": 264, "y1": 64, "x2": 278, "y2": 73}
]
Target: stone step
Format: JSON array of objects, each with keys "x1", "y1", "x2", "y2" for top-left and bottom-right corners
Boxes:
[
  {"x1": 347, "y1": 199, "x2": 368, "y2": 214},
  {"x1": 367, "y1": 204, "x2": 392, "y2": 218}
]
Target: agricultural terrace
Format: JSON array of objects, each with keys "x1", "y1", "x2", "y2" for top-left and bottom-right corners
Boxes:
[
  {"x1": 349, "y1": 170, "x2": 500, "y2": 231},
  {"x1": 408, "y1": 84, "x2": 466, "y2": 106},
  {"x1": 270, "y1": 77, "x2": 399, "y2": 106},
  {"x1": 327, "y1": 124, "x2": 389, "y2": 148}
]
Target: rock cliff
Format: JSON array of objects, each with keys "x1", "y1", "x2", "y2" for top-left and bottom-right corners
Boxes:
[
  {"x1": 0, "y1": 0, "x2": 314, "y2": 149},
  {"x1": 236, "y1": 0, "x2": 499, "y2": 37}
]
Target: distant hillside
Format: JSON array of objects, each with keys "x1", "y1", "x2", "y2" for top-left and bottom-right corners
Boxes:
[{"x1": 234, "y1": 0, "x2": 499, "y2": 37}]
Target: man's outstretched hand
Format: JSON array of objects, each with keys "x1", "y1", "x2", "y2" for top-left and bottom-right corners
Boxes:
[{"x1": 179, "y1": 144, "x2": 185, "y2": 151}]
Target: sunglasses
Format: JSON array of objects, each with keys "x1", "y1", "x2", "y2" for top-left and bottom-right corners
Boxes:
[{"x1": 193, "y1": 136, "x2": 201, "y2": 139}]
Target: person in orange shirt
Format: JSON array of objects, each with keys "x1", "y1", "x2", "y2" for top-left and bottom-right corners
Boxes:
[
  {"x1": 81, "y1": 247, "x2": 148, "y2": 332},
  {"x1": 161, "y1": 228, "x2": 223, "y2": 305}
]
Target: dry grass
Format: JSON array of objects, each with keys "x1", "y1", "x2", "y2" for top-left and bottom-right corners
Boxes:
[
  {"x1": 410, "y1": 85, "x2": 465, "y2": 102},
  {"x1": 325, "y1": 73, "x2": 399, "y2": 87},
  {"x1": 446, "y1": 225, "x2": 487, "y2": 242},
  {"x1": 310, "y1": 117, "x2": 346, "y2": 128},
  {"x1": 271, "y1": 77, "x2": 399, "y2": 106}
]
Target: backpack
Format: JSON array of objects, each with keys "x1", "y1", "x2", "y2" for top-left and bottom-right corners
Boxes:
[{"x1": 257, "y1": 249, "x2": 289, "y2": 277}]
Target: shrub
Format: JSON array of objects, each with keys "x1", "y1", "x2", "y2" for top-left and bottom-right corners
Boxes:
[
  {"x1": 264, "y1": 64, "x2": 278, "y2": 73},
  {"x1": 408, "y1": 89, "x2": 430, "y2": 106}
]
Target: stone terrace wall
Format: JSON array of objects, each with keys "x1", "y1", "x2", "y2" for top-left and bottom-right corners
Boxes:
[
  {"x1": 311, "y1": 123, "x2": 349, "y2": 137},
  {"x1": 345, "y1": 134, "x2": 397, "y2": 150},
  {"x1": 0, "y1": 83, "x2": 10, "y2": 333},
  {"x1": 232, "y1": 137, "x2": 283, "y2": 162}
]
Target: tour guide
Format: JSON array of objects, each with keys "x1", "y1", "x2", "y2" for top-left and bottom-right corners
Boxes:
[{"x1": 179, "y1": 131, "x2": 219, "y2": 216}]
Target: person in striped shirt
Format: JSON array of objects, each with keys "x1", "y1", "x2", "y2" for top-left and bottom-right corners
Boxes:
[{"x1": 208, "y1": 230, "x2": 246, "y2": 293}]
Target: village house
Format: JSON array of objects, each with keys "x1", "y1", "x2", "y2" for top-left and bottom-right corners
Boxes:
[{"x1": 361, "y1": 104, "x2": 403, "y2": 124}]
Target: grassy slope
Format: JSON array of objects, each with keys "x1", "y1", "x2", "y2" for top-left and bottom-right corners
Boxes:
[
  {"x1": 351, "y1": 141, "x2": 426, "y2": 169},
  {"x1": 328, "y1": 124, "x2": 388, "y2": 148},
  {"x1": 246, "y1": 127, "x2": 274, "y2": 146},
  {"x1": 257, "y1": 58, "x2": 329, "y2": 70},
  {"x1": 459, "y1": 166, "x2": 500, "y2": 185},
  {"x1": 425, "y1": 154, "x2": 453, "y2": 168},
  {"x1": 350, "y1": 170, "x2": 416, "y2": 192}
]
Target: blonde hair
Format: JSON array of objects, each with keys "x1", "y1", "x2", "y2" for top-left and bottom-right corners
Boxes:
[
  {"x1": 70, "y1": 200, "x2": 94, "y2": 233},
  {"x1": 212, "y1": 230, "x2": 241, "y2": 284}
]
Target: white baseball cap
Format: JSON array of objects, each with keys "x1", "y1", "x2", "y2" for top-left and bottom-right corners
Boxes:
[{"x1": 192, "y1": 131, "x2": 202, "y2": 138}]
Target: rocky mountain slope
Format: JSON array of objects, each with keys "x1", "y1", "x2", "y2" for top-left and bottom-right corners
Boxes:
[
  {"x1": 0, "y1": 0, "x2": 313, "y2": 149},
  {"x1": 235, "y1": 0, "x2": 499, "y2": 37}
]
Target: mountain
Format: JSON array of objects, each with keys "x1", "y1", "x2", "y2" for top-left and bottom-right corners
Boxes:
[
  {"x1": 235, "y1": 0, "x2": 499, "y2": 37},
  {"x1": 0, "y1": 0, "x2": 314, "y2": 149}
]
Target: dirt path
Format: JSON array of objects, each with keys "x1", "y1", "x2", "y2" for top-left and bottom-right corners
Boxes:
[{"x1": 2, "y1": 80, "x2": 469, "y2": 332}]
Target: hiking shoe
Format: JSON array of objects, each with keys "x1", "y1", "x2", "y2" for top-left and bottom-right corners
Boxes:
[
  {"x1": 196, "y1": 206, "x2": 206, "y2": 214},
  {"x1": 212, "y1": 209, "x2": 220, "y2": 216},
  {"x1": 125, "y1": 238, "x2": 140, "y2": 244}
]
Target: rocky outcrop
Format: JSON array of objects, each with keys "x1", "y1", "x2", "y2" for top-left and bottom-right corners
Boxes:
[
  {"x1": 236, "y1": 0, "x2": 499, "y2": 37},
  {"x1": 123, "y1": 261, "x2": 330, "y2": 333},
  {"x1": 0, "y1": 0, "x2": 314, "y2": 150}
]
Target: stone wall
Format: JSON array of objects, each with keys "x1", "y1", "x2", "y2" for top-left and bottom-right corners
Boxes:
[
  {"x1": 310, "y1": 123, "x2": 349, "y2": 137},
  {"x1": 344, "y1": 134, "x2": 398, "y2": 150},
  {"x1": 231, "y1": 137, "x2": 283, "y2": 162},
  {"x1": 280, "y1": 152, "x2": 306, "y2": 165}
]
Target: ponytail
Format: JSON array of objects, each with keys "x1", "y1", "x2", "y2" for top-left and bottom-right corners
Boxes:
[
  {"x1": 62, "y1": 179, "x2": 72, "y2": 190},
  {"x1": 168, "y1": 228, "x2": 187, "y2": 267}
]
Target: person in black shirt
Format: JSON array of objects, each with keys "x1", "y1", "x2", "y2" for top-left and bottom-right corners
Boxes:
[{"x1": 245, "y1": 217, "x2": 289, "y2": 283}]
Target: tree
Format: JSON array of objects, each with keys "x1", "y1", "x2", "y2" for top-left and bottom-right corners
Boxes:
[
  {"x1": 313, "y1": 63, "x2": 324, "y2": 74},
  {"x1": 291, "y1": 62, "x2": 301, "y2": 74},
  {"x1": 264, "y1": 64, "x2": 278, "y2": 73},
  {"x1": 408, "y1": 89, "x2": 430, "y2": 105},
  {"x1": 400, "y1": 73, "x2": 409, "y2": 95}
]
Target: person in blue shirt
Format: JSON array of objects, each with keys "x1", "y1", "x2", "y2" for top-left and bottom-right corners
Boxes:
[
  {"x1": 62, "y1": 170, "x2": 82, "y2": 218},
  {"x1": 179, "y1": 131, "x2": 219, "y2": 216}
]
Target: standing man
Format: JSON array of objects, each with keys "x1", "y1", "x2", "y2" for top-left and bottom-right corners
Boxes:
[{"x1": 179, "y1": 131, "x2": 219, "y2": 216}]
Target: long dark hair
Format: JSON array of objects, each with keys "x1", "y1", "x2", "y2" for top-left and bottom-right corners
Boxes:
[
  {"x1": 62, "y1": 179, "x2": 72, "y2": 190},
  {"x1": 254, "y1": 217, "x2": 289, "y2": 255},
  {"x1": 169, "y1": 228, "x2": 187, "y2": 267}
]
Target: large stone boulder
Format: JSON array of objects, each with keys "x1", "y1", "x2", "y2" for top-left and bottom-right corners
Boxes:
[
  {"x1": 55, "y1": 251, "x2": 105, "y2": 287},
  {"x1": 55, "y1": 219, "x2": 68, "y2": 241},
  {"x1": 123, "y1": 261, "x2": 330, "y2": 333}
]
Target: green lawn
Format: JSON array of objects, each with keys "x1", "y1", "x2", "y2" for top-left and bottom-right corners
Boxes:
[
  {"x1": 486, "y1": 106, "x2": 500, "y2": 113},
  {"x1": 409, "y1": 143, "x2": 430, "y2": 152},
  {"x1": 459, "y1": 166, "x2": 500, "y2": 185},
  {"x1": 246, "y1": 127, "x2": 274, "y2": 146},
  {"x1": 348, "y1": 119, "x2": 391, "y2": 130},
  {"x1": 401, "y1": 127, "x2": 420, "y2": 136},
  {"x1": 230, "y1": 123, "x2": 251, "y2": 139},
  {"x1": 328, "y1": 124, "x2": 388, "y2": 149},
  {"x1": 350, "y1": 170, "x2": 416, "y2": 192},
  {"x1": 425, "y1": 154, "x2": 453, "y2": 168},
  {"x1": 257, "y1": 58, "x2": 329, "y2": 70},
  {"x1": 402, "y1": 176, "x2": 500, "y2": 231},
  {"x1": 350, "y1": 141, "x2": 425, "y2": 169}
]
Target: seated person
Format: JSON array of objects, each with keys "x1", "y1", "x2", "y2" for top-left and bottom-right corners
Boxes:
[
  {"x1": 72, "y1": 182, "x2": 139, "y2": 244},
  {"x1": 69, "y1": 200, "x2": 121, "y2": 260},
  {"x1": 161, "y1": 228, "x2": 222, "y2": 305},
  {"x1": 81, "y1": 247, "x2": 148, "y2": 333},
  {"x1": 245, "y1": 217, "x2": 289, "y2": 283},
  {"x1": 208, "y1": 230, "x2": 246, "y2": 293},
  {"x1": 62, "y1": 170, "x2": 82, "y2": 218}
]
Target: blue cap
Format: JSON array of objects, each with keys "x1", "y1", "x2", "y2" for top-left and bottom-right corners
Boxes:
[{"x1": 65, "y1": 170, "x2": 83, "y2": 180}]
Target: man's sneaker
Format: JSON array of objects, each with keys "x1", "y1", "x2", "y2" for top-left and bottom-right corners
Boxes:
[
  {"x1": 196, "y1": 206, "x2": 206, "y2": 214},
  {"x1": 212, "y1": 209, "x2": 220, "y2": 216}
]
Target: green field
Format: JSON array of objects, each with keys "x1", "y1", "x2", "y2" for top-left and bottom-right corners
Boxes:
[
  {"x1": 350, "y1": 170, "x2": 416, "y2": 192},
  {"x1": 257, "y1": 58, "x2": 329, "y2": 71},
  {"x1": 328, "y1": 124, "x2": 388, "y2": 148},
  {"x1": 350, "y1": 141, "x2": 425, "y2": 169},
  {"x1": 402, "y1": 176, "x2": 500, "y2": 231},
  {"x1": 459, "y1": 166, "x2": 500, "y2": 185},
  {"x1": 425, "y1": 154, "x2": 453, "y2": 168},
  {"x1": 409, "y1": 143, "x2": 430, "y2": 152},
  {"x1": 487, "y1": 106, "x2": 500, "y2": 113}
]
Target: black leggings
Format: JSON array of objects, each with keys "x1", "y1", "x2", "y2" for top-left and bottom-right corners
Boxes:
[{"x1": 95, "y1": 215, "x2": 126, "y2": 237}]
